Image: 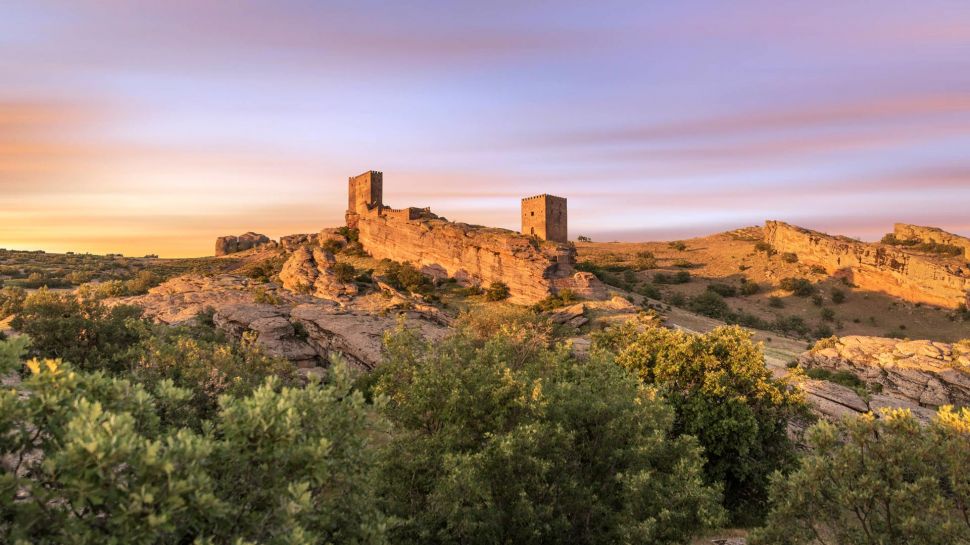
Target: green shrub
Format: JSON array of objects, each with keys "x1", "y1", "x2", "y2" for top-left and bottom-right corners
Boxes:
[
  {"x1": 707, "y1": 283, "x2": 738, "y2": 297},
  {"x1": 0, "y1": 286, "x2": 26, "y2": 317},
  {"x1": 820, "y1": 307, "x2": 836, "y2": 322},
  {"x1": 668, "y1": 241, "x2": 688, "y2": 251},
  {"x1": 635, "y1": 251, "x2": 657, "y2": 270},
  {"x1": 637, "y1": 282, "x2": 662, "y2": 300},
  {"x1": 383, "y1": 260, "x2": 434, "y2": 295},
  {"x1": 773, "y1": 315, "x2": 809, "y2": 336},
  {"x1": 332, "y1": 262, "x2": 356, "y2": 283},
  {"x1": 0, "y1": 342, "x2": 387, "y2": 545},
  {"x1": 767, "y1": 295, "x2": 784, "y2": 308},
  {"x1": 593, "y1": 324, "x2": 803, "y2": 522},
  {"x1": 752, "y1": 407, "x2": 970, "y2": 545},
  {"x1": 830, "y1": 287, "x2": 846, "y2": 304},
  {"x1": 376, "y1": 320, "x2": 725, "y2": 543},
  {"x1": 754, "y1": 241, "x2": 776, "y2": 256},
  {"x1": 779, "y1": 277, "x2": 815, "y2": 296},
  {"x1": 484, "y1": 281, "x2": 511, "y2": 301},
  {"x1": 780, "y1": 252, "x2": 798, "y2": 263},
  {"x1": 739, "y1": 280, "x2": 760, "y2": 296},
  {"x1": 688, "y1": 291, "x2": 730, "y2": 318}
]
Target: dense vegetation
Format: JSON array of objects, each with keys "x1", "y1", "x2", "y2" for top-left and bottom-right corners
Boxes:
[
  {"x1": 1, "y1": 283, "x2": 966, "y2": 543},
  {"x1": 592, "y1": 321, "x2": 805, "y2": 523}
]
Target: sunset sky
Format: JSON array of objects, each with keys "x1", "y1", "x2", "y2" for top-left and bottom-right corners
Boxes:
[{"x1": 2, "y1": 0, "x2": 969, "y2": 257}]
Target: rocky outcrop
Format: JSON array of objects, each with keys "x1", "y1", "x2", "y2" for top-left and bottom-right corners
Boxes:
[
  {"x1": 279, "y1": 247, "x2": 358, "y2": 301},
  {"x1": 215, "y1": 232, "x2": 273, "y2": 256},
  {"x1": 114, "y1": 274, "x2": 447, "y2": 370},
  {"x1": 358, "y1": 213, "x2": 606, "y2": 304},
  {"x1": 798, "y1": 335, "x2": 970, "y2": 409},
  {"x1": 764, "y1": 221, "x2": 970, "y2": 309},
  {"x1": 894, "y1": 223, "x2": 970, "y2": 259}
]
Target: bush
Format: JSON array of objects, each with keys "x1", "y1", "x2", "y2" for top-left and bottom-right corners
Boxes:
[
  {"x1": 635, "y1": 251, "x2": 657, "y2": 270},
  {"x1": 739, "y1": 281, "x2": 760, "y2": 296},
  {"x1": 636, "y1": 282, "x2": 662, "y2": 300},
  {"x1": 809, "y1": 264, "x2": 827, "y2": 275},
  {"x1": 831, "y1": 288, "x2": 846, "y2": 304},
  {"x1": 669, "y1": 241, "x2": 688, "y2": 251},
  {"x1": 772, "y1": 315, "x2": 809, "y2": 336},
  {"x1": 383, "y1": 260, "x2": 434, "y2": 295},
  {"x1": 882, "y1": 234, "x2": 964, "y2": 257},
  {"x1": 251, "y1": 286, "x2": 282, "y2": 305},
  {"x1": 672, "y1": 259, "x2": 694, "y2": 269},
  {"x1": 780, "y1": 252, "x2": 798, "y2": 263},
  {"x1": 576, "y1": 235, "x2": 591, "y2": 242},
  {"x1": 593, "y1": 324, "x2": 804, "y2": 522},
  {"x1": 11, "y1": 288, "x2": 146, "y2": 373},
  {"x1": 0, "y1": 339, "x2": 387, "y2": 545},
  {"x1": 812, "y1": 324, "x2": 834, "y2": 339},
  {"x1": 376, "y1": 320, "x2": 725, "y2": 543},
  {"x1": 666, "y1": 292, "x2": 687, "y2": 306},
  {"x1": 752, "y1": 408, "x2": 970, "y2": 545},
  {"x1": 820, "y1": 307, "x2": 836, "y2": 322},
  {"x1": 484, "y1": 281, "x2": 511, "y2": 301},
  {"x1": 654, "y1": 271, "x2": 691, "y2": 284},
  {"x1": 0, "y1": 286, "x2": 26, "y2": 317},
  {"x1": 707, "y1": 283, "x2": 738, "y2": 297},
  {"x1": 689, "y1": 291, "x2": 730, "y2": 319},
  {"x1": 331, "y1": 262, "x2": 356, "y2": 283},
  {"x1": 767, "y1": 295, "x2": 784, "y2": 308},
  {"x1": 803, "y1": 367, "x2": 864, "y2": 390},
  {"x1": 779, "y1": 277, "x2": 815, "y2": 296},
  {"x1": 754, "y1": 241, "x2": 776, "y2": 256}
]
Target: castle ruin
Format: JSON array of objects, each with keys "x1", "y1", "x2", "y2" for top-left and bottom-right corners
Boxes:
[
  {"x1": 521, "y1": 194, "x2": 567, "y2": 243},
  {"x1": 344, "y1": 170, "x2": 604, "y2": 303}
]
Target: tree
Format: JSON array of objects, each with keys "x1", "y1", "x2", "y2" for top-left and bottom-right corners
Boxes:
[
  {"x1": 751, "y1": 407, "x2": 970, "y2": 545},
  {"x1": 374, "y1": 314, "x2": 724, "y2": 545},
  {"x1": 0, "y1": 338, "x2": 388, "y2": 545},
  {"x1": 484, "y1": 281, "x2": 510, "y2": 301},
  {"x1": 593, "y1": 322, "x2": 804, "y2": 523}
]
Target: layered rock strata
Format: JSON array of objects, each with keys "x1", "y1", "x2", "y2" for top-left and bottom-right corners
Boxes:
[
  {"x1": 358, "y1": 213, "x2": 606, "y2": 304},
  {"x1": 893, "y1": 223, "x2": 970, "y2": 259},
  {"x1": 764, "y1": 220, "x2": 970, "y2": 309},
  {"x1": 279, "y1": 247, "x2": 358, "y2": 301},
  {"x1": 799, "y1": 335, "x2": 970, "y2": 409}
]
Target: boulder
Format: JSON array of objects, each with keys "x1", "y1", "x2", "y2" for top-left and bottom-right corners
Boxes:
[
  {"x1": 215, "y1": 232, "x2": 272, "y2": 256},
  {"x1": 279, "y1": 247, "x2": 358, "y2": 301}
]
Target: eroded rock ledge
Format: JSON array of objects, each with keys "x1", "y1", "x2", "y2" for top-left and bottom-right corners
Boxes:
[
  {"x1": 798, "y1": 335, "x2": 970, "y2": 422},
  {"x1": 764, "y1": 220, "x2": 970, "y2": 309},
  {"x1": 115, "y1": 275, "x2": 447, "y2": 371}
]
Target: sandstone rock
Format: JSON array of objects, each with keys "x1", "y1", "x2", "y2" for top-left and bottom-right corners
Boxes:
[
  {"x1": 798, "y1": 335, "x2": 970, "y2": 409},
  {"x1": 279, "y1": 247, "x2": 358, "y2": 301},
  {"x1": 114, "y1": 274, "x2": 447, "y2": 370},
  {"x1": 215, "y1": 232, "x2": 272, "y2": 256},
  {"x1": 548, "y1": 303, "x2": 586, "y2": 325},
  {"x1": 358, "y1": 213, "x2": 607, "y2": 304},
  {"x1": 894, "y1": 223, "x2": 970, "y2": 259},
  {"x1": 280, "y1": 233, "x2": 318, "y2": 251},
  {"x1": 764, "y1": 221, "x2": 970, "y2": 309}
]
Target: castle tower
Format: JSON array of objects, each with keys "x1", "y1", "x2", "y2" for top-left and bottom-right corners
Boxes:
[
  {"x1": 521, "y1": 194, "x2": 567, "y2": 243},
  {"x1": 346, "y1": 170, "x2": 383, "y2": 228}
]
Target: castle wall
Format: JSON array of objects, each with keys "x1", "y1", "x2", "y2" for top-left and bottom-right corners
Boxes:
[
  {"x1": 764, "y1": 221, "x2": 970, "y2": 309},
  {"x1": 346, "y1": 171, "x2": 383, "y2": 228},
  {"x1": 894, "y1": 224, "x2": 970, "y2": 259},
  {"x1": 358, "y1": 211, "x2": 604, "y2": 304}
]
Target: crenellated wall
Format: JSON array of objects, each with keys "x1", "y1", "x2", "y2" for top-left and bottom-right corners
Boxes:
[
  {"x1": 358, "y1": 211, "x2": 605, "y2": 304},
  {"x1": 764, "y1": 221, "x2": 970, "y2": 309}
]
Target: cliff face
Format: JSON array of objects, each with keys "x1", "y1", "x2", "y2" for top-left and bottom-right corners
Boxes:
[
  {"x1": 894, "y1": 223, "x2": 970, "y2": 259},
  {"x1": 764, "y1": 221, "x2": 970, "y2": 309},
  {"x1": 358, "y1": 213, "x2": 606, "y2": 304}
]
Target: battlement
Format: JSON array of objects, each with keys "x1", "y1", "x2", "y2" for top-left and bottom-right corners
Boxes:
[{"x1": 346, "y1": 170, "x2": 384, "y2": 228}]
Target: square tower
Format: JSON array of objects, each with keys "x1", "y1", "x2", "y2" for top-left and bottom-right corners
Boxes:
[
  {"x1": 521, "y1": 194, "x2": 567, "y2": 243},
  {"x1": 346, "y1": 170, "x2": 383, "y2": 228}
]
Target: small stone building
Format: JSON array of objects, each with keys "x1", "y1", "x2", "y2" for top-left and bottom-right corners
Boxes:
[{"x1": 521, "y1": 194, "x2": 567, "y2": 243}]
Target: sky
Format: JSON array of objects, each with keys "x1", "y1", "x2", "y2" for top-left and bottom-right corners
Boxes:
[{"x1": 1, "y1": 0, "x2": 969, "y2": 257}]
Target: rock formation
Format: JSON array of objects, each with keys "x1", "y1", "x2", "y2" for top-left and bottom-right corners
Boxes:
[
  {"x1": 344, "y1": 170, "x2": 606, "y2": 304},
  {"x1": 764, "y1": 221, "x2": 970, "y2": 309},
  {"x1": 279, "y1": 246, "x2": 358, "y2": 301},
  {"x1": 114, "y1": 274, "x2": 447, "y2": 371},
  {"x1": 799, "y1": 335, "x2": 970, "y2": 409},
  {"x1": 893, "y1": 223, "x2": 970, "y2": 259},
  {"x1": 359, "y1": 213, "x2": 606, "y2": 304},
  {"x1": 215, "y1": 232, "x2": 273, "y2": 256}
]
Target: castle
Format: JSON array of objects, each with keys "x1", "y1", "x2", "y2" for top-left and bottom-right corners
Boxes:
[
  {"x1": 346, "y1": 170, "x2": 569, "y2": 243},
  {"x1": 344, "y1": 170, "x2": 603, "y2": 303}
]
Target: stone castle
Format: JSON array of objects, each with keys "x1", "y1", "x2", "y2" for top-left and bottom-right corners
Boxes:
[{"x1": 345, "y1": 170, "x2": 604, "y2": 303}]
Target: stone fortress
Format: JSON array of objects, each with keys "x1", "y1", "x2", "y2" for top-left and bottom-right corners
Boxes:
[{"x1": 345, "y1": 170, "x2": 605, "y2": 304}]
